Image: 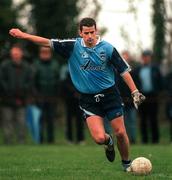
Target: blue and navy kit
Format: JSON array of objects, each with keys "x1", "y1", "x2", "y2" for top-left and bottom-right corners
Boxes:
[{"x1": 50, "y1": 37, "x2": 130, "y2": 94}]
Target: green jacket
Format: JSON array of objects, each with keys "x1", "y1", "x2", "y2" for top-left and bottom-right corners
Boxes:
[{"x1": 33, "y1": 59, "x2": 59, "y2": 99}]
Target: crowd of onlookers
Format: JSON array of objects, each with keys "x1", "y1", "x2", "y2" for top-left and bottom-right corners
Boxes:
[
  {"x1": 0, "y1": 44, "x2": 85, "y2": 145},
  {"x1": 0, "y1": 43, "x2": 172, "y2": 145}
]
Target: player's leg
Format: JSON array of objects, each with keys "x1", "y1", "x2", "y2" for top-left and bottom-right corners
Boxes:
[
  {"x1": 86, "y1": 115, "x2": 109, "y2": 144},
  {"x1": 110, "y1": 115, "x2": 131, "y2": 170},
  {"x1": 86, "y1": 115, "x2": 115, "y2": 162},
  {"x1": 79, "y1": 89, "x2": 115, "y2": 162}
]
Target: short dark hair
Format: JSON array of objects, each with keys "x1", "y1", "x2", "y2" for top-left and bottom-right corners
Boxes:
[
  {"x1": 79, "y1": 17, "x2": 97, "y2": 31},
  {"x1": 142, "y1": 50, "x2": 152, "y2": 57},
  {"x1": 11, "y1": 43, "x2": 23, "y2": 50}
]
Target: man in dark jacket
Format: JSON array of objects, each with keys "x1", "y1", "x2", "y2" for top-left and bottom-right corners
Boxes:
[
  {"x1": 134, "y1": 50, "x2": 163, "y2": 143},
  {"x1": 60, "y1": 64, "x2": 85, "y2": 144},
  {"x1": 33, "y1": 46, "x2": 59, "y2": 144},
  {"x1": 0, "y1": 44, "x2": 32, "y2": 144},
  {"x1": 116, "y1": 50, "x2": 139, "y2": 144},
  {"x1": 165, "y1": 70, "x2": 172, "y2": 142}
]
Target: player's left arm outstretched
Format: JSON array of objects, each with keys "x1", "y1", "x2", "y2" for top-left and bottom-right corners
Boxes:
[{"x1": 9, "y1": 28, "x2": 50, "y2": 47}]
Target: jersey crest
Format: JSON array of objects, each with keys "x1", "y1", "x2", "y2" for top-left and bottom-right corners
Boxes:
[
  {"x1": 81, "y1": 51, "x2": 89, "y2": 59},
  {"x1": 99, "y1": 51, "x2": 106, "y2": 61}
]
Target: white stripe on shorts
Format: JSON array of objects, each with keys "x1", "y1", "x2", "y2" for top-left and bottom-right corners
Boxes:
[{"x1": 80, "y1": 106, "x2": 95, "y2": 116}]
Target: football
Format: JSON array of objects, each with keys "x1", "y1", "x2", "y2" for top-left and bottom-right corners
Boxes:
[{"x1": 129, "y1": 157, "x2": 152, "y2": 175}]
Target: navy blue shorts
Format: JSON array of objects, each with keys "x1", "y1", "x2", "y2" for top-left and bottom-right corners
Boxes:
[{"x1": 79, "y1": 85, "x2": 124, "y2": 121}]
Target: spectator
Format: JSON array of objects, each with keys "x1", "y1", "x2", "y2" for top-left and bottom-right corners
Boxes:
[
  {"x1": 116, "y1": 50, "x2": 138, "y2": 144},
  {"x1": 165, "y1": 70, "x2": 172, "y2": 142},
  {"x1": 33, "y1": 47, "x2": 59, "y2": 144},
  {"x1": 134, "y1": 50, "x2": 163, "y2": 143},
  {"x1": 0, "y1": 44, "x2": 32, "y2": 144},
  {"x1": 60, "y1": 64, "x2": 85, "y2": 144}
]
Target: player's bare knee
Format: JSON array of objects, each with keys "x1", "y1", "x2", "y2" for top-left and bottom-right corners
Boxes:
[
  {"x1": 115, "y1": 129, "x2": 126, "y2": 139},
  {"x1": 94, "y1": 134, "x2": 106, "y2": 145}
]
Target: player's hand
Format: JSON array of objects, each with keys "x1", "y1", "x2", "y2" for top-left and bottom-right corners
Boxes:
[
  {"x1": 9, "y1": 28, "x2": 26, "y2": 39},
  {"x1": 131, "y1": 89, "x2": 145, "y2": 109}
]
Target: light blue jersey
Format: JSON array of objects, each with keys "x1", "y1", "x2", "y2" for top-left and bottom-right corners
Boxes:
[{"x1": 50, "y1": 37, "x2": 130, "y2": 94}]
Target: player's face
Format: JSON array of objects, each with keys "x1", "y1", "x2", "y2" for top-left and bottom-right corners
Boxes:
[{"x1": 79, "y1": 25, "x2": 97, "y2": 47}]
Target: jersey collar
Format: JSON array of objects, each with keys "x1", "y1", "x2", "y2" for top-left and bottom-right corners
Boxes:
[{"x1": 81, "y1": 35, "x2": 101, "y2": 47}]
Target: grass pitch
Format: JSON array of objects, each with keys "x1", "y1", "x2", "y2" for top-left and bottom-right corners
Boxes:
[{"x1": 0, "y1": 144, "x2": 172, "y2": 180}]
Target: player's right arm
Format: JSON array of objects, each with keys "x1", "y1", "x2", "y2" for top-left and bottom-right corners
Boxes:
[
  {"x1": 9, "y1": 28, "x2": 50, "y2": 47},
  {"x1": 110, "y1": 47, "x2": 145, "y2": 109}
]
